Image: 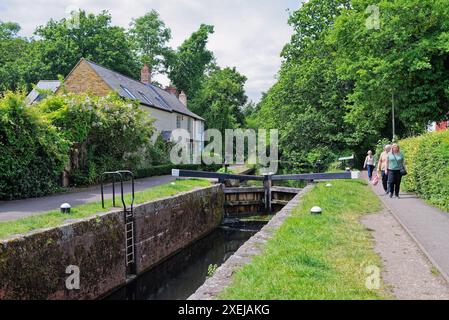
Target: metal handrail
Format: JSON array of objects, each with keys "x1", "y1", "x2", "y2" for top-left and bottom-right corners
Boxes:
[{"x1": 100, "y1": 171, "x2": 135, "y2": 211}]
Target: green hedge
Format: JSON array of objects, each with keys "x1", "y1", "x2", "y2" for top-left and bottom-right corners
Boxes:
[
  {"x1": 0, "y1": 92, "x2": 69, "y2": 200},
  {"x1": 135, "y1": 164, "x2": 222, "y2": 179},
  {"x1": 400, "y1": 130, "x2": 449, "y2": 211}
]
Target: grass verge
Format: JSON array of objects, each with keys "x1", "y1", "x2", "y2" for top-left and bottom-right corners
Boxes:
[
  {"x1": 0, "y1": 179, "x2": 210, "y2": 240},
  {"x1": 220, "y1": 179, "x2": 390, "y2": 300}
]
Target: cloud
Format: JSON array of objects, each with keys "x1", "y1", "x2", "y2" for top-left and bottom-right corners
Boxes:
[{"x1": 0, "y1": 0, "x2": 302, "y2": 102}]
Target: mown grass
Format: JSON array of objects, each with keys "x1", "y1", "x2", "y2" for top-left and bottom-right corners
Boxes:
[
  {"x1": 0, "y1": 179, "x2": 210, "y2": 240},
  {"x1": 220, "y1": 179, "x2": 390, "y2": 300}
]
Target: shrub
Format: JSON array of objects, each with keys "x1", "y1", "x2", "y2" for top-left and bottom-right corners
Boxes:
[
  {"x1": 36, "y1": 92, "x2": 154, "y2": 186},
  {"x1": 0, "y1": 92, "x2": 69, "y2": 199},
  {"x1": 140, "y1": 134, "x2": 174, "y2": 167},
  {"x1": 401, "y1": 130, "x2": 449, "y2": 211}
]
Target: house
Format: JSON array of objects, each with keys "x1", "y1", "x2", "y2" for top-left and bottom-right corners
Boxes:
[{"x1": 27, "y1": 58, "x2": 205, "y2": 155}]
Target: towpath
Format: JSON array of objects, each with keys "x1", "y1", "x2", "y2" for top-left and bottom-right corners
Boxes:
[
  {"x1": 366, "y1": 172, "x2": 449, "y2": 284},
  {"x1": 0, "y1": 175, "x2": 176, "y2": 222}
]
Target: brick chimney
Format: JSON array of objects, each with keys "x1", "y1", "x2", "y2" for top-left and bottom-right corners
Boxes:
[
  {"x1": 141, "y1": 64, "x2": 151, "y2": 84},
  {"x1": 179, "y1": 91, "x2": 187, "y2": 106},
  {"x1": 165, "y1": 86, "x2": 179, "y2": 97}
]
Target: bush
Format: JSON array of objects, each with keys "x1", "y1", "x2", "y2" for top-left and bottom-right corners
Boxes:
[
  {"x1": 0, "y1": 92, "x2": 69, "y2": 199},
  {"x1": 140, "y1": 134, "x2": 174, "y2": 167},
  {"x1": 36, "y1": 92, "x2": 154, "y2": 186},
  {"x1": 400, "y1": 130, "x2": 449, "y2": 211}
]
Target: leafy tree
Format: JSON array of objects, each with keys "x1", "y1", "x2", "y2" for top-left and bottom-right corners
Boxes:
[
  {"x1": 0, "y1": 22, "x2": 30, "y2": 92},
  {"x1": 166, "y1": 24, "x2": 215, "y2": 98},
  {"x1": 0, "y1": 21, "x2": 21, "y2": 39},
  {"x1": 190, "y1": 67, "x2": 247, "y2": 134},
  {"x1": 329, "y1": 0, "x2": 449, "y2": 142},
  {"x1": 254, "y1": 0, "x2": 353, "y2": 171},
  {"x1": 30, "y1": 10, "x2": 139, "y2": 83},
  {"x1": 129, "y1": 10, "x2": 172, "y2": 75}
]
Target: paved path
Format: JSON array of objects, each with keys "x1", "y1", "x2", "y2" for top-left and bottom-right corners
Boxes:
[
  {"x1": 366, "y1": 172, "x2": 449, "y2": 284},
  {"x1": 362, "y1": 211, "x2": 449, "y2": 299},
  {"x1": 0, "y1": 175, "x2": 176, "y2": 222}
]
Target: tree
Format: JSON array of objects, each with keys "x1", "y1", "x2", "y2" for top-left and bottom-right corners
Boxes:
[
  {"x1": 166, "y1": 24, "x2": 215, "y2": 98},
  {"x1": 0, "y1": 21, "x2": 21, "y2": 39},
  {"x1": 0, "y1": 22, "x2": 30, "y2": 92},
  {"x1": 253, "y1": 0, "x2": 353, "y2": 171},
  {"x1": 329, "y1": 0, "x2": 449, "y2": 141},
  {"x1": 190, "y1": 67, "x2": 247, "y2": 133},
  {"x1": 30, "y1": 10, "x2": 139, "y2": 82},
  {"x1": 129, "y1": 10, "x2": 172, "y2": 75}
]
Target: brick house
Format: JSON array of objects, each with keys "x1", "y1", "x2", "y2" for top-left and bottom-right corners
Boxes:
[{"x1": 27, "y1": 58, "x2": 205, "y2": 153}]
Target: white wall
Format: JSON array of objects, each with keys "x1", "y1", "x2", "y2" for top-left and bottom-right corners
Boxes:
[{"x1": 140, "y1": 105, "x2": 204, "y2": 148}]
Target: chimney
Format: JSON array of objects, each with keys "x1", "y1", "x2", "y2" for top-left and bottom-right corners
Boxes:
[
  {"x1": 141, "y1": 64, "x2": 151, "y2": 84},
  {"x1": 179, "y1": 91, "x2": 187, "y2": 106},
  {"x1": 165, "y1": 86, "x2": 179, "y2": 97}
]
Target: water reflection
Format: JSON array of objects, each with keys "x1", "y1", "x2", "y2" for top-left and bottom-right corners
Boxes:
[{"x1": 106, "y1": 224, "x2": 265, "y2": 300}]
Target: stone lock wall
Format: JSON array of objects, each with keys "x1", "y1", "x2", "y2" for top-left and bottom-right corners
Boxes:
[
  {"x1": 0, "y1": 210, "x2": 126, "y2": 300},
  {"x1": 134, "y1": 184, "x2": 225, "y2": 274},
  {"x1": 0, "y1": 185, "x2": 224, "y2": 300}
]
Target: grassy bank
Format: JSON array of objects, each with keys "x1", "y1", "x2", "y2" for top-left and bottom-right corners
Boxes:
[
  {"x1": 220, "y1": 179, "x2": 390, "y2": 300},
  {"x1": 0, "y1": 179, "x2": 210, "y2": 239}
]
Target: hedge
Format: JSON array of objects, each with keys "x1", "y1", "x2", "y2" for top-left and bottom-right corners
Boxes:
[
  {"x1": 400, "y1": 129, "x2": 449, "y2": 211},
  {"x1": 0, "y1": 92, "x2": 69, "y2": 200}
]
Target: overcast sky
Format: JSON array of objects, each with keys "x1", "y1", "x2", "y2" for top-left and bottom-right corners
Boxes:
[{"x1": 0, "y1": 0, "x2": 303, "y2": 102}]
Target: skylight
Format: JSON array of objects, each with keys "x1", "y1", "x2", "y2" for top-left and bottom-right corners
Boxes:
[
  {"x1": 138, "y1": 91, "x2": 152, "y2": 105},
  {"x1": 120, "y1": 85, "x2": 136, "y2": 99}
]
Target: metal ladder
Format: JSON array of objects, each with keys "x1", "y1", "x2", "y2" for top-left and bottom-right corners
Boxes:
[{"x1": 101, "y1": 170, "x2": 136, "y2": 275}]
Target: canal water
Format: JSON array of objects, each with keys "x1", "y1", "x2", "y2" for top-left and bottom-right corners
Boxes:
[{"x1": 105, "y1": 221, "x2": 266, "y2": 300}]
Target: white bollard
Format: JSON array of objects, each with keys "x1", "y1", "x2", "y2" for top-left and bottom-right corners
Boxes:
[{"x1": 60, "y1": 203, "x2": 71, "y2": 214}]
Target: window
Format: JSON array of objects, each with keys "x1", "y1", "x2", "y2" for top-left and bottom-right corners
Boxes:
[
  {"x1": 187, "y1": 118, "x2": 193, "y2": 134},
  {"x1": 120, "y1": 85, "x2": 136, "y2": 99},
  {"x1": 138, "y1": 91, "x2": 152, "y2": 105},
  {"x1": 176, "y1": 115, "x2": 182, "y2": 129}
]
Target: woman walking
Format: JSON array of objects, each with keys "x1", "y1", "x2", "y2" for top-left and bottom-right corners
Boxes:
[
  {"x1": 377, "y1": 144, "x2": 391, "y2": 194},
  {"x1": 385, "y1": 144, "x2": 406, "y2": 199},
  {"x1": 364, "y1": 150, "x2": 375, "y2": 181}
]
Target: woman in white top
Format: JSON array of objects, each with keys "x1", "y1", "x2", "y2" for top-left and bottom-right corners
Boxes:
[{"x1": 364, "y1": 150, "x2": 375, "y2": 181}]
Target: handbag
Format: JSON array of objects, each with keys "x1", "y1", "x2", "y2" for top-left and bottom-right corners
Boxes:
[
  {"x1": 392, "y1": 153, "x2": 408, "y2": 176},
  {"x1": 371, "y1": 174, "x2": 379, "y2": 186}
]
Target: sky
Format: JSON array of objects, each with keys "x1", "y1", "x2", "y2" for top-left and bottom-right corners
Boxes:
[{"x1": 0, "y1": 0, "x2": 303, "y2": 102}]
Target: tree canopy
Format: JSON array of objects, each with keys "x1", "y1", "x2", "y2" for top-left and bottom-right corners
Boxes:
[
  {"x1": 129, "y1": 10, "x2": 172, "y2": 75},
  {"x1": 165, "y1": 24, "x2": 216, "y2": 98},
  {"x1": 253, "y1": 0, "x2": 449, "y2": 170},
  {"x1": 190, "y1": 67, "x2": 247, "y2": 133}
]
